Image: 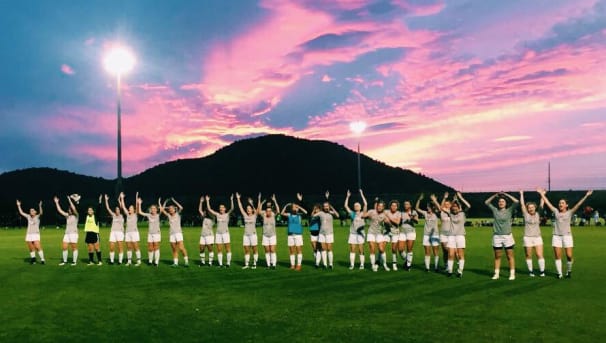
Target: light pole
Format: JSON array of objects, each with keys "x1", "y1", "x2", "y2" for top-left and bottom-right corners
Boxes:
[
  {"x1": 349, "y1": 121, "x2": 367, "y2": 191},
  {"x1": 104, "y1": 46, "x2": 135, "y2": 196}
]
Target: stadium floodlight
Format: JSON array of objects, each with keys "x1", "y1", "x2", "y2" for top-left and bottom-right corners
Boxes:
[{"x1": 349, "y1": 121, "x2": 367, "y2": 190}]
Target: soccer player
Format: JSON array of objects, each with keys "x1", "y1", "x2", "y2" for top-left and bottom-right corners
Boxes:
[
  {"x1": 344, "y1": 189, "x2": 368, "y2": 270},
  {"x1": 104, "y1": 195, "x2": 125, "y2": 265},
  {"x1": 198, "y1": 196, "x2": 215, "y2": 267},
  {"x1": 309, "y1": 204, "x2": 322, "y2": 268},
  {"x1": 432, "y1": 192, "x2": 470, "y2": 277},
  {"x1": 415, "y1": 194, "x2": 440, "y2": 272},
  {"x1": 438, "y1": 192, "x2": 452, "y2": 270},
  {"x1": 364, "y1": 200, "x2": 389, "y2": 272},
  {"x1": 314, "y1": 195, "x2": 339, "y2": 269},
  {"x1": 160, "y1": 197, "x2": 189, "y2": 267},
  {"x1": 520, "y1": 190, "x2": 545, "y2": 277},
  {"x1": 400, "y1": 200, "x2": 419, "y2": 271},
  {"x1": 119, "y1": 192, "x2": 141, "y2": 266},
  {"x1": 538, "y1": 188, "x2": 593, "y2": 279},
  {"x1": 259, "y1": 194, "x2": 280, "y2": 269},
  {"x1": 281, "y1": 201, "x2": 308, "y2": 270},
  {"x1": 236, "y1": 193, "x2": 259, "y2": 269},
  {"x1": 137, "y1": 196, "x2": 161, "y2": 266},
  {"x1": 54, "y1": 196, "x2": 79, "y2": 266},
  {"x1": 17, "y1": 200, "x2": 45, "y2": 265},
  {"x1": 206, "y1": 194, "x2": 234, "y2": 267},
  {"x1": 83, "y1": 196, "x2": 103, "y2": 265},
  {"x1": 384, "y1": 200, "x2": 402, "y2": 271},
  {"x1": 485, "y1": 192, "x2": 519, "y2": 280}
]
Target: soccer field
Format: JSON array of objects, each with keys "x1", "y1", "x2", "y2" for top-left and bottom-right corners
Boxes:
[{"x1": 1, "y1": 223, "x2": 605, "y2": 342}]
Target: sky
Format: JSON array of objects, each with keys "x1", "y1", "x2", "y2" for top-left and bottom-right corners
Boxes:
[{"x1": 0, "y1": 0, "x2": 605, "y2": 191}]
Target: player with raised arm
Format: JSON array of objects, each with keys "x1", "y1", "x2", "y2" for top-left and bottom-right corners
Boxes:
[
  {"x1": 84, "y1": 196, "x2": 103, "y2": 265},
  {"x1": 206, "y1": 195, "x2": 234, "y2": 267},
  {"x1": 438, "y1": 192, "x2": 452, "y2": 270},
  {"x1": 54, "y1": 196, "x2": 78, "y2": 266},
  {"x1": 520, "y1": 190, "x2": 545, "y2": 277},
  {"x1": 309, "y1": 204, "x2": 322, "y2": 268},
  {"x1": 17, "y1": 200, "x2": 45, "y2": 265},
  {"x1": 384, "y1": 200, "x2": 402, "y2": 271},
  {"x1": 119, "y1": 192, "x2": 141, "y2": 266},
  {"x1": 104, "y1": 195, "x2": 125, "y2": 265},
  {"x1": 160, "y1": 197, "x2": 189, "y2": 267},
  {"x1": 314, "y1": 191, "x2": 339, "y2": 270},
  {"x1": 538, "y1": 188, "x2": 593, "y2": 279},
  {"x1": 344, "y1": 189, "x2": 368, "y2": 270},
  {"x1": 365, "y1": 199, "x2": 390, "y2": 272},
  {"x1": 137, "y1": 196, "x2": 162, "y2": 266},
  {"x1": 282, "y1": 197, "x2": 308, "y2": 270},
  {"x1": 198, "y1": 196, "x2": 215, "y2": 267},
  {"x1": 485, "y1": 192, "x2": 519, "y2": 280},
  {"x1": 259, "y1": 194, "x2": 280, "y2": 269},
  {"x1": 432, "y1": 192, "x2": 470, "y2": 277},
  {"x1": 236, "y1": 193, "x2": 259, "y2": 269},
  {"x1": 416, "y1": 194, "x2": 440, "y2": 272},
  {"x1": 400, "y1": 200, "x2": 419, "y2": 271}
]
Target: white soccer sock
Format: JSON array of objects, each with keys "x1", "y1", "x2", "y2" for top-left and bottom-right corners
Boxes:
[
  {"x1": 328, "y1": 251, "x2": 333, "y2": 266},
  {"x1": 315, "y1": 251, "x2": 322, "y2": 265},
  {"x1": 406, "y1": 252, "x2": 413, "y2": 266},
  {"x1": 184, "y1": 256, "x2": 189, "y2": 264},
  {"x1": 494, "y1": 268, "x2": 500, "y2": 276},
  {"x1": 127, "y1": 250, "x2": 132, "y2": 262},
  {"x1": 155, "y1": 250, "x2": 160, "y2": 265},
  {"x1": 253, "y1": 253, "x2": 258, "y2": 264},
  {"x1": 447, "y1": 260, "x2": 454, "y2": 273},
  {"x1": 73, "y1": 250, "x2": 78, "y2": 263},
  {"x1": 209, "y1": 252, "x2": 214, "y2": 264},
  {"x1": 30, "y1": 251, "x2": 35, "y2": 258},
  {"x1": 400, "y1": 251, "x2": 406, "y2": 260},
  {"x1": 148, "y1": 252, "x2": 153, "y2": 263},
  {"x1": 567, "y1": 260, "x2": 573, "y2": 272},
  {"x1": 509, "y1": 268, "x2": 515, "y2": 277},
  {"x1": 271, "y1": 252, "x2": 277, "y2": 266},
  {"x1": 265, "y1": 253, "x2": 270, "y2": 266},
  {"x1": 369, "y1": 254, "x2": 376, "y2": 266},
  {"x1": 392, "y1": 253, "x2": 398, "y2": 264},
  {"x1": 200, "y1": 252, "x2": 205, "y2": 264},
  {"x1": 118, "y1": 252, "x2": 123, "y2": 263},
  {"x1": 359, "y1": 254, "x2": 365, "y2": 266},
  {"x1": 173, "y1": 258, "x2": 178, "y2": 265},
  {"x1": 218, "y1": 253, "x2": 223, "y2": 266},
  {"x1": 434, "y1": 256, "x2": 439, "y2": 269},
  {"x1": 62, "y1": 250, "x2": 68, "y2": 263},
  {"x1": 135, "y1": 250, "x2": 141, "y2": 261},
  {"x1": 109, "y1": 251, "x2": 115, "y2": 263},
  {"x1": 297, "y1": 253, "x2": 302, "y2": 266},
  {"x1": 38, "y1": 251, "x2": 45, "y2": 261},
  {"x1": 538, "y1": 258, "x2": 545, "y2": 272},
  {"x1": 458, "y1": 259, "x2": 465, "y2": 272},
  {"x1": 289, "y1": 254, "x2": 295, "y2": 266},
  {"x1": 349, "y1": 252, "x2": 356, "y2": 266},
  {"x1": 321, "y1": 251, "x2": 327, "y2": 266},
  {"x1": 380, "y1": 253, "x2": 387, "y2": 266},
  {"x1": 555, "y1": 259, "x2": 562, "y2": 275},
  {"x1": 227, "y1": 252, "x2": 232, "y2": 265},
  {"x1": 424, "y1": 256, "x2": 430, "y2": 269},
  {"x1": 526, "y1": 259, "x2": 533, "y2": 272},
  {"x1": 245, "y1": 254, "x2": 251, "y2": 266}
]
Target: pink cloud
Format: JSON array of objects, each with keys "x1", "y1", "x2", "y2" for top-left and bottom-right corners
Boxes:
[{"x1": 60, "y1": 64, "x2": 75, "y2": 75}]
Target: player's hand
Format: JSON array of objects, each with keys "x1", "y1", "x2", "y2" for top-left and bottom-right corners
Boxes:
[
  {"x1": 587, "y1": 190, "x2": 593, "y2": 196},
  {"x1": 325, "y1": 191, "x2": 330, "y2": 199},
  {"x1": 53, "y1": 196, "x2": 59, "y2": 203},
  {"x1": 16, "y1": 200, "x2": 21, "y2": 206},
  {"x1": 205, "y1": 195, "x2": 210, "y2": 201},
  {"x1": 418, "y1": 193, "x2": 424, "y2": 200},
  {"x1": 236, "y1": 192, "x2": 241, "y2": 199},
  {"x1": 346, "y1": 190, "x2": 351, "y2": 197},
  {"x1": 296, "y1": 193, "x2": 303, "y2": 201}
]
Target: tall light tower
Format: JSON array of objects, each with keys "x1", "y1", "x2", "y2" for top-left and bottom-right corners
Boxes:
[
  {"x1": 349, "y1": 121, "x2": 367, "y2": 191},
  {"x1": 104, "y1": 46, "x2": 135, "y2": 195}
]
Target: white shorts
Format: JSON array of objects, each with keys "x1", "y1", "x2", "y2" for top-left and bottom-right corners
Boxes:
[
  {"x1": 318, "y1": 233, "x2": 334, "y2": 244},
  {"x1": 200, "y1": 235, "x2": 215, "y2": 245},
  {"x1": 493, "y1": 234, "x2": 515, "y2": 248},
  {"x1": 215, "y1": 232, "x2": 230, "y2": 244},
  {"x1": 423, "y1": 235, "x2": 440, "y2": 246},
  {"x1": 552, "y1": 235, "x2": 573, "y2": 248},
  {"x1": 109, "y1": 231, "x2": 124, "y2": 243},
  {"x1": 523, "y1": 236, "x2": 544, "y2": 247},
  {"x1": 440, "y1": 234, "x2": 449, "y2": 244},
  {"x1": 390, "y1": 233, "x2": 400, "y2": 243},
  {"x1": 243, "y1": 234, "x2": 258, "y2": 247},
  {"x1": 147, "y1": 233, "x2": 161, "y2": 243},
  {"x1": 63, "y1": 233, "x2": 78, "y2": 244},
  {"x1": 310, "y1": 234, "x2": 319, "y2": 243},
  {"x1": 170, "y1": 233, "x2": 184, "y2": 243},
  {"x1": 125, "y1": 231, "x2": 140, "y2": 243},
  {"x1": 367, "y1": 233, "x2": 386, "y2": 243},
  {"x1": 25, "y1": 233, "x2": 40, "y2": 242},
  {"x1": 288, "y1": 234, "x2": 304, "y2": 246},
  {"x1": 262, "y1": 235, "x2": 277, "y2": 246},
  {"x1": 447, "y1": 235, "x2": 466, "y2": 249},
  {"x1": 400, "y1": 232, "x2": 416, "y2": 241},
  {"x1": 348, "y1": 233, "x2": 365, "y2": 245}
]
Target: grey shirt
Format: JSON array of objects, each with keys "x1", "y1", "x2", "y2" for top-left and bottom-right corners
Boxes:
[
  {"x1": 125, "y1": 214, "x2": 138, "y2": 233},
  {"x1": 423, "y1": 212, "x2": 438, "y2": 236},
  {"x1": 243, "y1": 214, "x2": 257, "y2": 235},
  {"x1": 401, "y1": 210, "x2": 418, "y2": 233},
  {"x1": 523, "y1": 212, "x2": 541, "y2": 237},
  {"x1": 201, "y1": 217, "x2": 214, "y2": 237},
  {"x1": 168, "y1": 213, "x2": 182, "y2": 235},
  {"x1": 26, "y1": 216, "x2": 40, "y2": 234},
  {"x1": 142, "y1": 213, "x2": 161, "y2": 235},
  {"x1": 553, "y1": 210, "x2": 572, "y2": 236},
  {"x1": 488, "y1": 203, "x2": 517, "y2": 235},
  {"x1": 65, "y1": 214, "x2": 78, "y2": 234},
  {"x1": 366, "y1": 210, "x2": 386, "y2": 235},
  {"x1": 262, "y1": 214, "x2": 276, "y2": 237},
  {"x1": 316, "y1": 212, "x2": 335, "y2": 235},
  {"x1": 215, "y1": 213, "x2": 230, "y2": 234},
  {"x1": 111, "y1": 215, "x2": 124, "y2": 232}
]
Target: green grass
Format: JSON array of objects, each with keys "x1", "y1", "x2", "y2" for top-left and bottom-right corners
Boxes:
[{"x1": 1, "y1": 223, "x2": 606, "y2": 342}]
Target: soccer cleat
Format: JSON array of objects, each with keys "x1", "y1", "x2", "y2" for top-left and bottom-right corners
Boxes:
[
  {"x1": 134, "y1": 261, "x2": 141, "y2": 267},
  {"x1": 125, "y1": 262, "x2": 132, "y2": 266},
  {"x1": 349, "y1": 265, "x2": 354, "y2": 270},
  {"x1": 172, "y1": 263, "x2": 179, "y2": 268},
  {"x1": 40, "y1": 260, "x2": 46, "y2": 265},
  {"x1": 199, "y1": 262, "x2": 205, "y2": 267},
  {"x1": 271, "y1": 266, "x2": 276, "y2": 270},
  {"x1": 30, "y1": 257, "x2": 36, "y2": 265},
  {"x1": 242, "y1": 265, "x2": 250, "y2": 269},
  {"x1": 225, "y1": 264, "x2": 230, "y2": 268},
  {"x1": 425, "y1": 268, "x2": 430, "y2": 273},
  {"x1": 109, "y1": 261, "x2": 114, "y2": 265},
  {"x1": 372, "y1": 264, "x2": 378, "y2": 272},
  {"x1": 565, "y1": 272, "x2": 572, "y2": 279},
  {"x1": 539, "y1": 272, "x2": 545, "y2": 277},
  {"x1": 184, "y1": 263, "x2": 189, "y2": 268},
  {"x1": 456, "y1": 271, "x2": 463, "y2": 278},
  {"x1": 557, "y1": 274, "x2": 563, "y2": 279},
  {"x1": 88, "y1": 261, "x2": 95, "y2": 266},
  {"x1": 359, "y1": 264, "x2": 364, "y2": 270},
  {"x1": 529, "y1": 272, "x2": 535, "y2": 277},
  {"x1": 97, "y1": 261, "x2": 103, "y2": 266},
  {"x1": 447, "y1": 272, "x2": 453, "y2": 278},
  {"x1": 329, "y1": 265, "x2": 333, "y2": 270},
  {"x1": 491, "y1": 274, "x2": 500, "y2": 280},
  {"x1": 383, "y1": 264, "x2": 390, "y2": 271},
  {"x1": 295, "y1": 265, "x2": 301, "y2": 271},
  {"x1": 252, "y1": 264, "x2": 257, "y2": 270},
  {"x1": 314, "y1": 264, "x2": 319, "y2": 269},
  {"x1": 405, "y1": 265, "x2": 412, "y2": 271},
  {"x1": 290, "y1": 265, "x2": 296, "y2": 270},
  {"x1": 509, "y1": 274, "x2": 515, "y2": 281},
  {"x1": 59, "y1": 262, "x2": 66, "y2": 266},
  {"x1": 392, "y1": 264, "x2": 398, "y2": 271},
  {"x1": 70, "y1": 262, "x2": 77, "y2": 266}
]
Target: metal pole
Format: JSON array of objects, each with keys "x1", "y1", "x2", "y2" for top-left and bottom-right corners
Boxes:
[
  {"x1": 357, "y1": 141, "x2": 361, "y2": 190},
  {"x1": 115, "y1": 73, "x2": 123, "y2": 196}
]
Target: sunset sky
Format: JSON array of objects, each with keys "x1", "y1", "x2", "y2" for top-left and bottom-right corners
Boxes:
[{"x1": 1, "y1": 0, "x2": 605, "y2": 191}]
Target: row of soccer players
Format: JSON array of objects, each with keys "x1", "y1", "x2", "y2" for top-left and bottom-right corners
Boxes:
[{"x1": 17, "y1": 188, "x2": 592, "y2": 278}]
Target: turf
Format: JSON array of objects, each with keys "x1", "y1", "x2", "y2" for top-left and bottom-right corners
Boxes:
[{"x1": 1, "y1": 222, "x2": 605, "y2": 342}]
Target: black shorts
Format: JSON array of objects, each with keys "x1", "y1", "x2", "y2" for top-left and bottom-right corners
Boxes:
[
  {"x1": 85, "y1": 232, "x2": 100, "y2": 244},
  {"x1": 310, "y1": 230, "x2": 320, "y2": 237}
]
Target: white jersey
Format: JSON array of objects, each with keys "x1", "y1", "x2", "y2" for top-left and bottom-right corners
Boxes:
[
  {"x1": 65, "y1": 214, "x2": 78, "y2": 234},
  {"x1": 125, "y1": 214, "x2": 138, "y2": 233},
  {"x1": 168, "y1": 213, "x2": 182, "y2": 235},
  {"x1": 385, "y1": 211, "x2": 401, "y2": 235},
  {"x1": 243, "y1": 214, "x2": 257, "y2": 235},
  {"x1": 111, "y1": 214, "x2": 125, "y2": 232},
  {"x1": 316, "y1": 212, "x2": 335, "y2": 235},
  {"x1": 423, "y1": 212, "x2": 438, "y2": 236},
  {"x1": 366, "y1": 210, "x2": 386, "y2": 235},
  {"x1": 553, "y1": 210, "x2": 572, "y2": 236},
  {"x1": 440, "y1": 212, "x2": 451, "y2": 235},
  {"x1": 262, "y1": 214, "x2": 276, "y2": 237},
  {"x1": 143, "y1": 213, "x2": 161, "y2": 235},
  {"x1": 449, "y1": 212, "x2": 466, "y2": 236},
  {"x1": 523, "y1": 212, "x2": 541, "y2": 237},
  {"x1": 401, "y1": 210, "x2": 418, "y2": 233},
  {"x1": 215, "y1": 213, "x2": 230, "y2": 234},
  {"x1": 26, "y1": 215, "x2": 40, "y2": 234},
  {"x1": 349, "y1": 211, "x2": 365, "y2": 235},
  {"x1": 201, "y1": 217, "x2": 214, "y2": 237}
]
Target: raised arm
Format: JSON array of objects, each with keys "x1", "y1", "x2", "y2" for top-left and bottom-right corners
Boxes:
[
  {"x1": 104, "y1": 195, "x2": 114, "y2": 216},
  {"x1": 236, "y1": 193, "x2": 246, "y2": 216},
  {"x1": 226, "y1": 194, "x2": 235, "y2": 215},
  {"x1": 344, "y1": 190, "x2": 352, "y2": 213},
  {"x1": 205, "y1": 196, "x2": 220, "y2": 217},
  {"x1": 360, "y1": 190, "x2": 368, "y2": 214},
  {"x1": 137, "y1": 197, "x2": 149, "y2": 216},
  {"x1": 54, "y1": 196, "x2": 68, "y2": 217},
  {"x1": 38, "y1": 201, "x2": 43, "y2": 217},
  {"x1": 158, "y1": 198, "x2": 170, "y2": 216},
  {"x1": 440, "y1": 192, "x2": 449, "y2": 208},
  {"x1": 570, "y1": 190, "x2": 593, "y2": 214},
  {"x1": 280, "y1": 203, "x2": 291, "y2": 216},
  {"x1": 272, "y1": 194, "x2": 280, "y2": 214},
  {"x1": 429, "y1": 194, "x2": 443, "y2": 213},
  {"x1": 502, "y1": 192, "x2": 519, "y2": 204},
  {"x1": 329, "y1": 204, "x2": 339, "y2": 217},
  {"x1": 16, "y1": 200, "x2": 28, "y2": 218},
  {"x1": 119, "y1": 192, "x2": 128, "y2": 214},
  {"x1": 171, "y1": 197, "x2": 183, "y2": 213},
  {"x1": 198, "y1": 196, "x2": 205, "y2": 217},
  {"x1": 457, "y1": 192, "x2": 471, "y2": 210},
  {"x1": 67, "y1": 195, "x2": 78, "y2": 216},
  {"x1": 537, "y1": 189, "x2": 557, "y2": 212},
  {"x1": 485, "y1": 193, "x2": 499, "y2": 205},
  {"x1": 415, "y1": 194, "x2": 427, "y2": 216},
  {"x1": 519, "y1": 191, "x2": 528, "y2": 215}
]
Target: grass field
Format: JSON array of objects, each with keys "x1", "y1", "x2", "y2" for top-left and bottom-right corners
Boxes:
[{"x1": 1, "y1": 222, "x2": 606, "y2": 342}]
